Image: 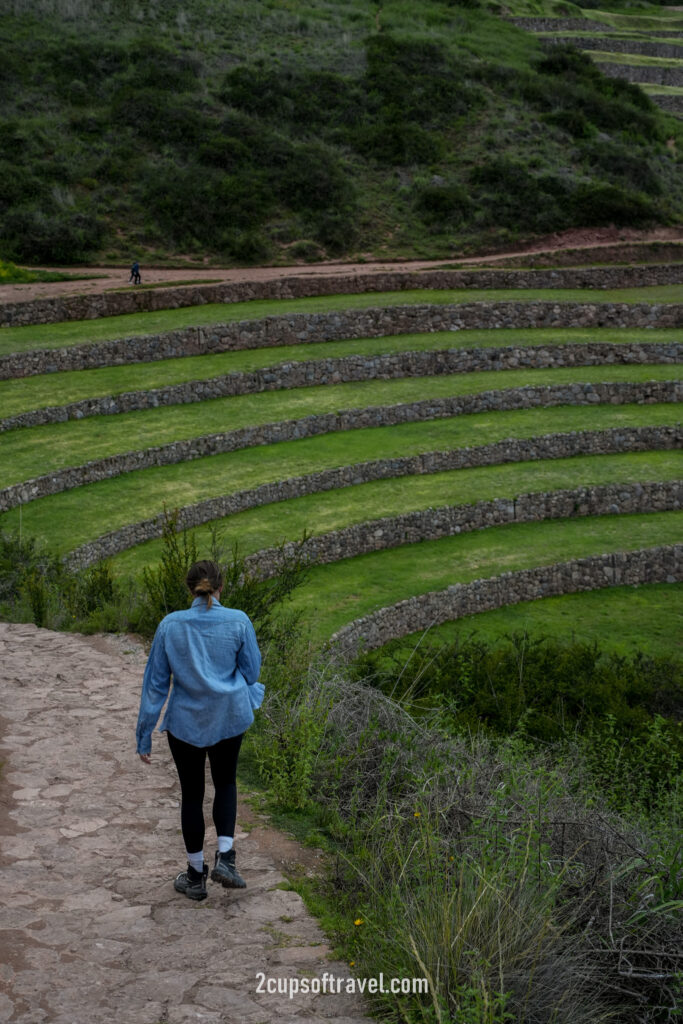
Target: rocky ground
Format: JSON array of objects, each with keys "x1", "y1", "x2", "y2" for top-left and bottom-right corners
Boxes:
[{"x1": 0, "y1": 623, "x2": 372, "y2": 1024}]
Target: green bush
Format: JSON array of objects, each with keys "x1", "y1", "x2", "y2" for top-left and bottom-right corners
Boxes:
[
  {"x1": 1, "y1": 202, "x2": 106, "y2": 263},
  {"x1": 571, "y1": 182, "x2": 659, "y2": 227},
  {"x1": 351, "y1": 631, "x2": 682, "y2": 811},
  {"x1": 414, "y1": 181, "x2": 472, "y2": 227},
  {"x1": 274, "y1": 142, "x2": 354, "y2": 212},
  {"x1": 469, "y1": 159, "x2": 570, "y2": 232},
  {"x1": 583, "y1": 140, "x2": 663, "y2": 196}
]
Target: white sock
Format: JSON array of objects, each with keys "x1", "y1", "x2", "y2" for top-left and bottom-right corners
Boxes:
[
  {"x1": 187, "y1": 850, "x2": 204, "y2": 872},
  {"x1": 217, "y1": 836, "x2": 233, "y2": 854}
]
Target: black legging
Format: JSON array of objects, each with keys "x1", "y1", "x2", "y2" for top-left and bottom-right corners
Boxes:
[{"x1": 167, "y1": 731, "x2": 244, "y2": 854}]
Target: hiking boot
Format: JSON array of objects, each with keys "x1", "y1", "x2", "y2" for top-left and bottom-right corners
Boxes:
[
  {"x1": 211, "y1": 848, "x2": 247, "y2": 889},
  {"x1": 174, "y1": 863, "x2": 208, "y2": 901}
]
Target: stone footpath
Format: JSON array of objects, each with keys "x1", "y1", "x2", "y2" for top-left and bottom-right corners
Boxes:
[{"x1": 0, "y1": 623, "x2": 372, "y2": 1024}]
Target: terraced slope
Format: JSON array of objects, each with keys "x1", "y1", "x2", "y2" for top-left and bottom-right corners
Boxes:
[
  {"x1": 1, "y1": 267, "x2": 681, "y2": 654},
  {"x1": 509, "y1": 8, "x2": 683, "y2": 115}
]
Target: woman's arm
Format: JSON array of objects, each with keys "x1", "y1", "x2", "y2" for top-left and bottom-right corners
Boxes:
[
  {"x1": 135, "y1": 624, "x2": 172, "y2": 756},
  {"x1": 237, "y1": 616, "x2": 262, "y2": 685}
]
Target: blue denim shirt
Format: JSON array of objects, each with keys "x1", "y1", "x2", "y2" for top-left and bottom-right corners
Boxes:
[{"x1": 135, "y1": 597, "x2": 264, "y2": 755}]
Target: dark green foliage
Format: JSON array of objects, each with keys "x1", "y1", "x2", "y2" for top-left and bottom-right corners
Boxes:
[
  {"x1": 0, "y1": 525, "x2": 118, "y2": 628},
  {"x1": 0, "y1": 10, "x2": 679, "y2": 263},
  {"x1": 414, "y1": 181, "x2": 472, "y2": 227},
  {"x1": 130, "y1": 509, "x2": 311, "y2": 640},
  {"x1": 469, "y1": 158, "x2": 571, "y2": 233},
  {"x1": 275, "y1": 143, "x2": 354, "y2": 213},
  {"x1": 352, "y1": 631, "x2": 682, "y2": 811},
  {"x1": 136, "y1": 510, "x2": 199, "y2": 632},
  {"x1": 542, "y1": 108, "x2": 594, "y2": 140},
  {"x1": 0, "y1": 514, "x2": 311, "y2": 640},
  {"x1": 2, "y1": 202, "x2": 106, "y2": 263},
  {"x1": 221, "y1": 66, "x2": 364, "y2": 135},
  {"x1": 583, "y1": 140, "x2": 663, "y2": 196},
  {"x1": 572, "y1": 182, "x2": 658, "y2": 227}
]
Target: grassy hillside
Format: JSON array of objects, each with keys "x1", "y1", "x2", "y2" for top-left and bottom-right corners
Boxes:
[{"x1": 1, "y1": 0, "x2": 681, "y2": 265}]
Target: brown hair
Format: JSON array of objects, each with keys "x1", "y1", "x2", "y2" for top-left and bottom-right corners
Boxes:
[{"x1": 186, "y1": 560, "x2": 223, "y2": 609}]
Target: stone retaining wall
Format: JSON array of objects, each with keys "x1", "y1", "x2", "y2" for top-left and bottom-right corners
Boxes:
[
  {"x1": 546, "y1": 37, "x2": 683, "y2": 57},
  {"x1": 3, "y1": 301, "x2": 682, "y2": 380},
  {"x1": 507, "y1": 18, "x2": 614, "y2": 31},
  {"x1": 596, "y1": 62, "x2": 683, "y2": 86},
  {"x1": 652, "y1": 93, "x2": 683, "y2": 114},
  {"x1": 329, "y1": 544, "x2": 682, "y2": 655},
  {"x1": 63, "y1": 425, "x2": 681, "y2": 567},
  {"x1": 1, "y1": 264, "x2": 681, "y2": 329},
  {"x1": 5, "y1": 340, "x2": 679, "y2": 432},
  {"x1": 243, "y1": 481, "x2": 680, "y2": 580},
  {"x1": 6, "y1": 382, "x2": 680, "y2": 513}
]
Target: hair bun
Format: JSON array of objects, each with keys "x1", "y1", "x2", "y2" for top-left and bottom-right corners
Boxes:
[
  {"x1": 194, "y1": 577, "x2": 213, "y2": 595},
  {"x1": 186, "y1": 560, "x2": 223, "y2": 608}
]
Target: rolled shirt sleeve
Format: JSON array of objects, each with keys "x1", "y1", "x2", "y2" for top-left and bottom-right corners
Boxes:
[{"x1": 135, "y1": 623, "x2": 172, "y2": 755}]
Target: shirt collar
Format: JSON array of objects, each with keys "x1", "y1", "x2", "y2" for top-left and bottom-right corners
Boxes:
[{"x1": 191, "y1": 596, "x2": 222, "y2": 608}]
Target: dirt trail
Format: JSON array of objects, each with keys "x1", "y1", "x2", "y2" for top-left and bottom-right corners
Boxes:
[
  {"x1": 0, "y1": 623, "x2": 372, "y2": 1024},
  {"x1": 2, "y1": 227, "x2": 682, "y2": 306}
]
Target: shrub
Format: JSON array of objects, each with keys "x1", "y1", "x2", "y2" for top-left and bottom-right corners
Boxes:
[
  {"x1": 350, "y1": 631, "x2": 682, "y2": 814},
  {"x1": 583, "y1": 140, "x2": 663, "y2": 196},
  {"x1": 275, "y1": 142, "x2": 355, "y2": 212},
  {"x1": 131, "y1": 510, "x2": 311, "y2": 640},
  {"x1": 1, "y1": 202, "x2": 106, "y2": 263},
  {"x1": 414, "y1": 181, "x2": 472, "y2": 227},
  {"x1": 571, "y1": 182, "x2": 659, "y2": 226}
]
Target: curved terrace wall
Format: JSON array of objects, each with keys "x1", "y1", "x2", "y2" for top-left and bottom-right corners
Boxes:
[
  {"x1": 546, "y1": 37, "x2": 683, "y2": 58},
  {"x1": 507, "y1": 18, "x2": 615, "y2": 30},
  {"x1": 653, "y1": 94, "x2": 683, "y2": 114},
  {"x1": 5, "y1": 382, "x2": 679, "y2": 513},
  {"x1": 597, "y1": 63, "x2": 683, "y2": 86},
  {"x1": 62, "y1": 426, "x2": 681, "y2": 567},
  {"x1": 329, "y1": 544, "x2": 683, "y2": 655},
  {"x1": 242, "y1": 481, "x2": 681, "y2": 580},
  {"x1": 1, "y1": 264, "x2": 681, "y2": 329},
  {"x1": 3, "y1": 301, "x2": 682, "y2": 380},
  {"x1": 4, "y1": 340, "x2": 679, "y2": 432}
]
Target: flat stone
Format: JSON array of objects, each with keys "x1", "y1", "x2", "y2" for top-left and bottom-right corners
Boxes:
[{"x1": 59, "y1": 817, "x2": 108, "y2": 838}]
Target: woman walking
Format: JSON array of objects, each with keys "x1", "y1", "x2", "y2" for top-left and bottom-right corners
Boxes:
[{"x1": 136, "y1": 560, "x2": 263, "y2": 901}]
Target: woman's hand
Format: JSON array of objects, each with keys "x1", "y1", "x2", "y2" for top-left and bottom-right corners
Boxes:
[{"x1": 139, "y1": 753, "x2": 152, "y2": 764}]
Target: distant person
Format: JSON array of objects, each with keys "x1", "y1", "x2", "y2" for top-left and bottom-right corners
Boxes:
[
  {"x1": 129, "y1": 261, "x2": 141, "y2": 285},
  {"x1": 136, "y1": 560, "x2": 264, "y2": 901}
]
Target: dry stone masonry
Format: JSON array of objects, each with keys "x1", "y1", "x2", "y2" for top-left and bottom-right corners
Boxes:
[
  {"x1": 545, "y1": 37, "x2": 683, "y2": 58},
  {"x1": 2, "y1": 301, "x2": 682, "y2": 380},
  {"x1": 1, "y1": 264, "x2": 681, "y2": 329},
  {"x1": 4, "y1": 340, "x2": 680, "y2": 432},
  {"x1": 242, "y1": 481, "x2": 681, "y2": 580},
  {"x1": 5, "y1": 382, "x2": 680, "y2": 514},
  {"x1": 329, "y1": 545, "x2": 683, "y2": 655},
  {"x1": 597, "y1": 63, "x2": 683, "y2": 86},
  {"x1": 63, "y1": 426, "x2": 681, "y2": 568}
]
